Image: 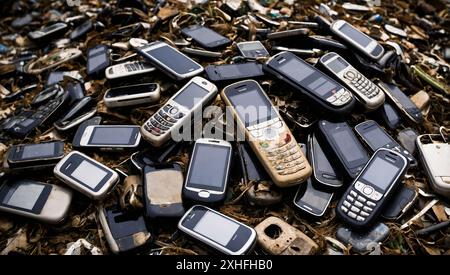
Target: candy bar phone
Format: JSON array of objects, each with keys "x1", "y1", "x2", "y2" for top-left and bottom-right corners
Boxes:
[
  {"x1": 6, "y1": 141, "x2": 65, "y2": 168},
  {"x1": 105, "y1": 61, "x2": 156, "y2": 80},
  {"x1": 236, "y1": 41, "x2": 270, "y2": 59},
  {"x1": 86, "y1": 45, "x2": 111, "y2": 76},
  {"x1": 103, "y1": 83, "x2": 160, "y2": 108},
  {"x1": 79, "y1": 125, "x2": 141, "y2": 149}
]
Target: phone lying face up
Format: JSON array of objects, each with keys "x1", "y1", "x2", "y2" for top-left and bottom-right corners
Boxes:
[
  {"x1": 79, "y1": 125, "x2": 141, "y2": 150},
  {"x1": 221, "y1": 80, "x2": 311, "y2": 188}
]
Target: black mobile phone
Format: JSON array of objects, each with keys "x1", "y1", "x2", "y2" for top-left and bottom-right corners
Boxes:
[
  {"x1": 317, "y1": 120, "x2": 369, "y2": 179},
  {"x1": 355, "y1": 120, "x2": 417, "y2": 167},
  {"x1": 264, "y1": 51, "x2": 355, "y2": 115},
  {"x1": 78, "y1": 125, "x2": 141, "y2": 150},
  {"x1": 87, "y1": 45, "x2": 111, "y2": 76},
  {"x1": 183, "y1": 139, "x2": 232, "y2": 204},
  {"x1": 28, "y1": 22, "x2": 68, "y2": 41},
  {"x1": 31, "y1": 84, "x2": 65, "y2": 107},
  {"x1": 178, "y1": 205, "x2": 257, "y2": 255},
  {"x1": 336, "y1": 222, "x2": 389, "y2": 254},
  {"x1": 308, "y1": 133, "x2": 343, "y2": 188},
  {"x1": 72, "y1": 116, "x2": 102, "y2": 148},
  {"x1": 266, "y1": 28, "x2": 310, "y2": 40},
  {"x1": 293, "y1": 178, "x2": 334, "y2": 217},
  {"x1": 54, "y1": 96, "x2": 97, "y2": 131},
  {"x1": 6, "y1": 141, "x2": 65, "y2": 168},
  {"x1": 337, "y1": 148, "x2": 408, "y2": 229},
  {"x1": 381, "y1": 185, "x2": 418, "y2": 220},
  {"x1": 236, "y1": 142, "x2": 272, "y2": 183},
  {"x1": 69, "y1": 20, "x2": 93, "y2": 40},
  {"x1": 205, "y1": 63, "x2": 264, "y2": 82},
  {"x1": 376, "y1": 81, "x2": 423, "y2": 124},
  {"x1": 379, "y1": 102, "x2": 402, "y2": 130},
  {"x1": 143, "y1": 163, "x2": 185, "y2": 219},
  {"x1": 181, "y1": 25, "x2": 231, "y2": 49}
]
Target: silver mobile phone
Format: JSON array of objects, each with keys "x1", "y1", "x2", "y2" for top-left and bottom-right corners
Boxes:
[
  {"x1": 103, "y1": 83, "x2": 160, "y2": 108},
  {"x1": 79, "y1": 125, "x2": 141, "y2": 149},
  {"x1": 105, "y1": 61, "x2": 156, "y2": 80}
]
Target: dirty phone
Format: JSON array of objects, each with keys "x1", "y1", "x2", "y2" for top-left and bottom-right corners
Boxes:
[
  {"x1": 264, "y1": 51, "x2": 355, "y2": 114},
  {"x1": 54, "y1": 151, "x2": 119, "y2": 200},
  {"x1": 143, "y1": 163, "x2": 185, "y2": 219},
  {"x1": 178, "y1": 205, "x2": 257, "y2": 255},
  {"x1": 293, "y1": 178, "x2": 334, "y2": 217},
  {"x1": 183, "y1": 138, "x2": 232, "y2": 204},
  {"x1": 105, "y1": 61, "x2": 156, "y2": 80},
  {"x1": 317, "y1": 120, "x2": 369, "y2": 179},
  {"x1": 5, "y1": 141, "x2": 65, "y2": 169},
  {"x1": 336, "y1": 222, "x2": 390, "y2": 254},
  {"x1": 355, "y1": 120, "x2": 417, "y2": 166},
  {"x1": 318, "y1": 52, "x2": 385, "y2": 111},
  {"x1": 416, "y1": 133, "x2": 450, "y2": 198},
  {"x1": 87, "y1": 45, "x2": 111, "y2": 76},
  {"x1": 78, "y1": 125, "x2": 141, "y2": 150},
  {"x1": 308, "y1": 133, "x2": 343, "y2": 188},
  {"x1": 205, "y1": 63, "x2": 264, "y2": 82},
  {"x1": 330, "y1": 20, "x2": 384, "y2": 61},
  {"x1": 98, "y1": 205, "x2": 152, "y2": 254},
  {"x1": 337, "y1": 148, "x2": 408, "y2": 229},
  {"x1": 379, "y1": 102, "x2": 402, "y2": 130},
  {"x1": 236, "y1": 41, "x2": 270, "y2": 59},
  {"x1": 376, "y1": 81, "x2": 423, "y2": 124},
  {"x1": 381, "y1": 185, "x2": 418, "y2": 220},
  {"x1": 181, "y1": 25, "x2": 231, "y2": 49},
  {"x1": 221, "y1": 79, "x2": 311, "y2": 188},
  {"x1": 140, "y1": 77, "x2": 218, "y2": 147},
  {"x1": 136, "y1": 41, "x2": 204, "y2": 80},
  {"x1": 103, "y1": 83, "x2": 160, "y2": 108},
  {"x1": 28, "y1": 22, "x2": 68, "y2": 41},
  {"x1": 0, "y1": 179, "x2": 72, "y2": 224}
]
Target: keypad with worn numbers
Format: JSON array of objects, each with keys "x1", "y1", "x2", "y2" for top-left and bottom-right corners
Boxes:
[{"x1": 144, "y1": 104, "x2": 185, "y2": 136}]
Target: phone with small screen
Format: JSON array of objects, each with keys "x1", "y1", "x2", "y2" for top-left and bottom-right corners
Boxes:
[
  {"x1": 54, "y1": 151, "x2": 119, "y2": 200},
  {"x1": 236, "y1": 41, "x2": 270, "y2": 59},
  {"x1": 6, "y1": 141, "x2": 65, "y2": 168},
  {"x1": 178, "y1": 205, "x2": 257, "y2": 255},
  {"x1": 0, "y1": 179, "x2": 72, "y2": 224},
  {"x1": 293, "y1": 178, "x2": 333, "y2": 217},
  {"x1": 181, "y1": 25, "x2": 231, "y2": 49},
  {"x1": 184, "y1": 138, "x2": 232, "y2": 203},
  {"x1": 79, "y1": 125, "x2": 141, "y2": 150},
  {"x1": 205, "y1": 63, "x2": 264, "y2": 82},
  {"x1": 103, "y1": 83, "x2": 160, "y2": 108},
  {"x1": 87, "y1": 45, "x2": 111, "y2": 76},
  {"x1": 105, "y1": 61, "x2": 156, "y2": 81}
]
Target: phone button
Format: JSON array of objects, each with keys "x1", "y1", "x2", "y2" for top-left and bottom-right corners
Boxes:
[
  {"x1": 363, "y1": 186, "x2": 374, "y2": 196},
  {"x1": 198, "y1": 191, "x2": 210, "y2": 198},
  {"x1": 344, "y1": 71, "x2": 356, "y2": 80},
  {"x1": 169, "y1": 107, "x2": 178, "y2": 115}
]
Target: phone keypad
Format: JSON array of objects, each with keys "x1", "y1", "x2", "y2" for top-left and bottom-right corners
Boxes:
[
  {"x1": 344, "y1": 70, "x2": 381, "y2": 99},
  {"x1": 326, "y1": 89, "x2": 352, "y2": 106},
  {"x1": 143, "y1": 104, "x2": 185, "y2": 136},
  {"x1": 340, "y1": 181, "x2": 382, "y2": 222}
]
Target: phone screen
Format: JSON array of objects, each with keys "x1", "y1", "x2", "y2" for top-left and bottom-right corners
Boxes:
[
  {"x1": 173, "y1": 82, "x2": 209, "y2": 110},
  {"x1": 339, "y1": 22, "x2": 372, "y2": 47},
  {"x1": 184, "y1": 26, "x2": 227, "y2": 46},
  {"x1": 20, "y1": 142, "x2": 56, "y2": 160},
  {"x1": 186, "y1": 143, "x2": 230, "y2": 191},
  {"x1": 327, "y1": 57, "x2": 348, "y2": 74},
  {"x1": 361, "y1": 157, "x2": 400, "y2": 191},
  {"x1": 296, "y1": 181, "x2": 332, "y2": 211},
  {"x1": 88, "y1": 49, "x2": 108, "y2": 73},
  {"x1": 193, "y1": 210, "x2": 239, "y2": 246},
  {"x1": 71, "y1": 160, "x2": 108, "y2": 189},
  {"x1": 361, "y1": 126, "x2": 394, "y2": 149},
  {"x1": 88, "y1": 127, "x2": 137, "y2": 145},
  {"x1": 146, "y1": 44, "x2": 202, "y2": 74},
  {"x1": 332, "y1": 128, "x2": 366, "y2": 164},
  {"x1": 3, "y1": 183, "x2": 45, "y2": 210}
]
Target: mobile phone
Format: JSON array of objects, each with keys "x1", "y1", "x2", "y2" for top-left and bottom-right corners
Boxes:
[
  {"x1": 184, "y1": 139, "x2": 232, "y2": 203},
  {"x1": 264, "y1": 51, "x2": 355, "y2": 114},
  {"x1": 87, "y1": 45, "x2": 111, "y2": 76},
  {"x1": 54, "y1": 97, "x2": 97, "y2": 131},
  {"x1": 31, "y1": 84, "x2": 65, "y2": 107},
  {"x1": 135, "y1": 41, "x2": 204, "y2": 80},
  {"x1": 105, "y1": 61, "x2": 156, "y2": 80},
  {"x1": 141, "y1": 77, "x2": 218, "y2": 147},
  {"x1": 379, "y1": 102, "x2": 402, "y2": 130},
  {"x1": 317, "y1": 120, "x2": 369, "y2": 179},
  {"x1": 0, "y1": 179, "x2": 72, "y2": 224},
  {"x1": 28, "y1": 22, "x2": 68, "y2": 41},
  {"x1": 69, "y1": 20, "x2": 93, "y2": 40},
  {"x1": 416, "y1": 134, "x2": 450, "y2": 198},
  {"x1": 71, "y1": 116, "x2": 102, "y2": 148},
  {"x1": 318, "y1": 52, "x2": 385, "y2": 110},
  {"x1": 336, "y1": 223, "x2": 389, "y2": 254},
  {"x1": 236, "y1": 41, "x2": 270, "y2": 59},
  {"x1": 104, "y1": 83, "x2": 160, "y2": 108},
  {"x1": 376, "y1": 81, "x2": 423, "y2": 124},
  {"x1": 330, "y1": 20, "x2": 385, "y2": 61},
  {"x1": 98, "y1": 205, "x2": 152, "y2": 254},
  {"x1": 6, "y1": 141, "x2": 65, "y2": 168},
  {"x1": 54, "y1": 151, "x2": 119, "y2": 200},
  {"x1": 307, "y1": 35, "x2": 348, "y2": 51},
  {"x1": 308, "y1": 133, "x2": 343, "y2": 188},
  {"x1": 178, "y1": 205, "x2": 257, "y2": 255},
  {"x1": 293, "y1": 178, "x2": 334, "y2": 217},
  {"x1": 267, "y1": 28, "x2": 309, "y2": 40},
  {"x1": 205, "y1": 63, "x2": 264, "y2": 82},
  {"x1": 46, "y1": 71, "x2": 83, "y2": 87},
  {"x1": 221, "y1": 80, "x2": 311, "y2": 188},
  {"x1": 181, "y1": 47, "x2": 223, "y2": 58},
  {"x1": 79, "y1": 125, "x2": 141, "y2": 149},
  {"x1": 271, "y1": 46, "x2": 323, "y2": 57},
  {"x1": 143, "y1": 163, "x2": 185, "y2": 219},
  {"x1": 381, "y1": 185, "x2": 418, "y2": 220},
  {"x1": 25, "y1": 48, "x2": 82, "y2": 74},
  {"x1": 355, "y1": 120, "x2": 417, "y2": 166},
  {"x1": 181, "y1": 25, "x2": 231, "y2": 49},
  {"x1": 337, "y1": 148, "x2": 408, "y2": 229},
  {"x1": 236, "y1": 142, "x2": 272, "y2": 183}
]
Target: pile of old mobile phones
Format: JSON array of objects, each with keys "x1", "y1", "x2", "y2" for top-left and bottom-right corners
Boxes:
[
  {"x1": 87, "y1": 45, "x2": 111, "y2": 76},
  {"x1": 330, "y1": 20, "x2": 385, "y2": 61},
  {"x1": 105, "y1": 61, "x2": 156, "y2": 81},
  {"x1": 178, "y1": 205, "x2": 257, "y2": 255},
  {"x1": 221, "y1": 80, "x2": 311, "y2": 188},
  {"x1": 337, "y1": 148, "x2": 408, "y2": 229},
  {"x1": 98, "y1": 205, "x2": 152, "y2": 254},
  {"x1": 54, "y1": 151, "x2": 119, "y2": 200},
  {"x1": 104, "y1": 83, "x2": 160, "y2": 108},
  {"x1": 318, "y1": 52, "x2": 385, "y2": 111},
  {"x1": 3, "y1": 141, "x2": 65, "y2": 172},
  {"x1": 183, "y1": 139, "x2": 232, "y2": 204},
  {"x1": 0, "y1": 179, "x2": 72, "y2": 224},
  {"x1": 264, "y1": 51, "x2": 355, "y2": 115},
  {"x1": 28, "y1": 22, "x2": 68, "y2": 41},
  {"x1": 236, "y1": 41, "x2": 270, "y2": 59},
  {"x1": 317, "y1": 120, "x2": 369, "y2": 179},
  {"x1": 143, "y1": 163, "x2": 185, "y2": 219},
  {"x1": 205, "y1": 63, "x2": 264, "y2": 82},
  {"x1": 74, "y1": 125, "x2": 141, "y2": 150},
  {"x1": 135, "y1": 41, "x2": 204, "y2": 80},
  {"x1": 355, "y1": 120, "x2": 417, "y2": 166},
  {"x1": 140, "y1": 77, "x2": 218, "y2": 147},
  {"x1": 181, "y1": 25, "x2": 231, "y2": 50}
]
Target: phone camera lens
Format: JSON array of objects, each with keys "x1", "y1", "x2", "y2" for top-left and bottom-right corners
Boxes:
[{"x1": 202, "y1": 81, "x2": 207, "y2": 85}]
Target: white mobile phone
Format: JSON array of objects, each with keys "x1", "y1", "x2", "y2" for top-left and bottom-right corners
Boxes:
[
  {"x1": 105, "y1": 61, "x2": 156, "y2": 80},
  {"x1": 79, "y1": 125, "x2": 141, "y2": 149},
  {"x1": 103, "y1": 83, "x2": 160, "y2": 108}
]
